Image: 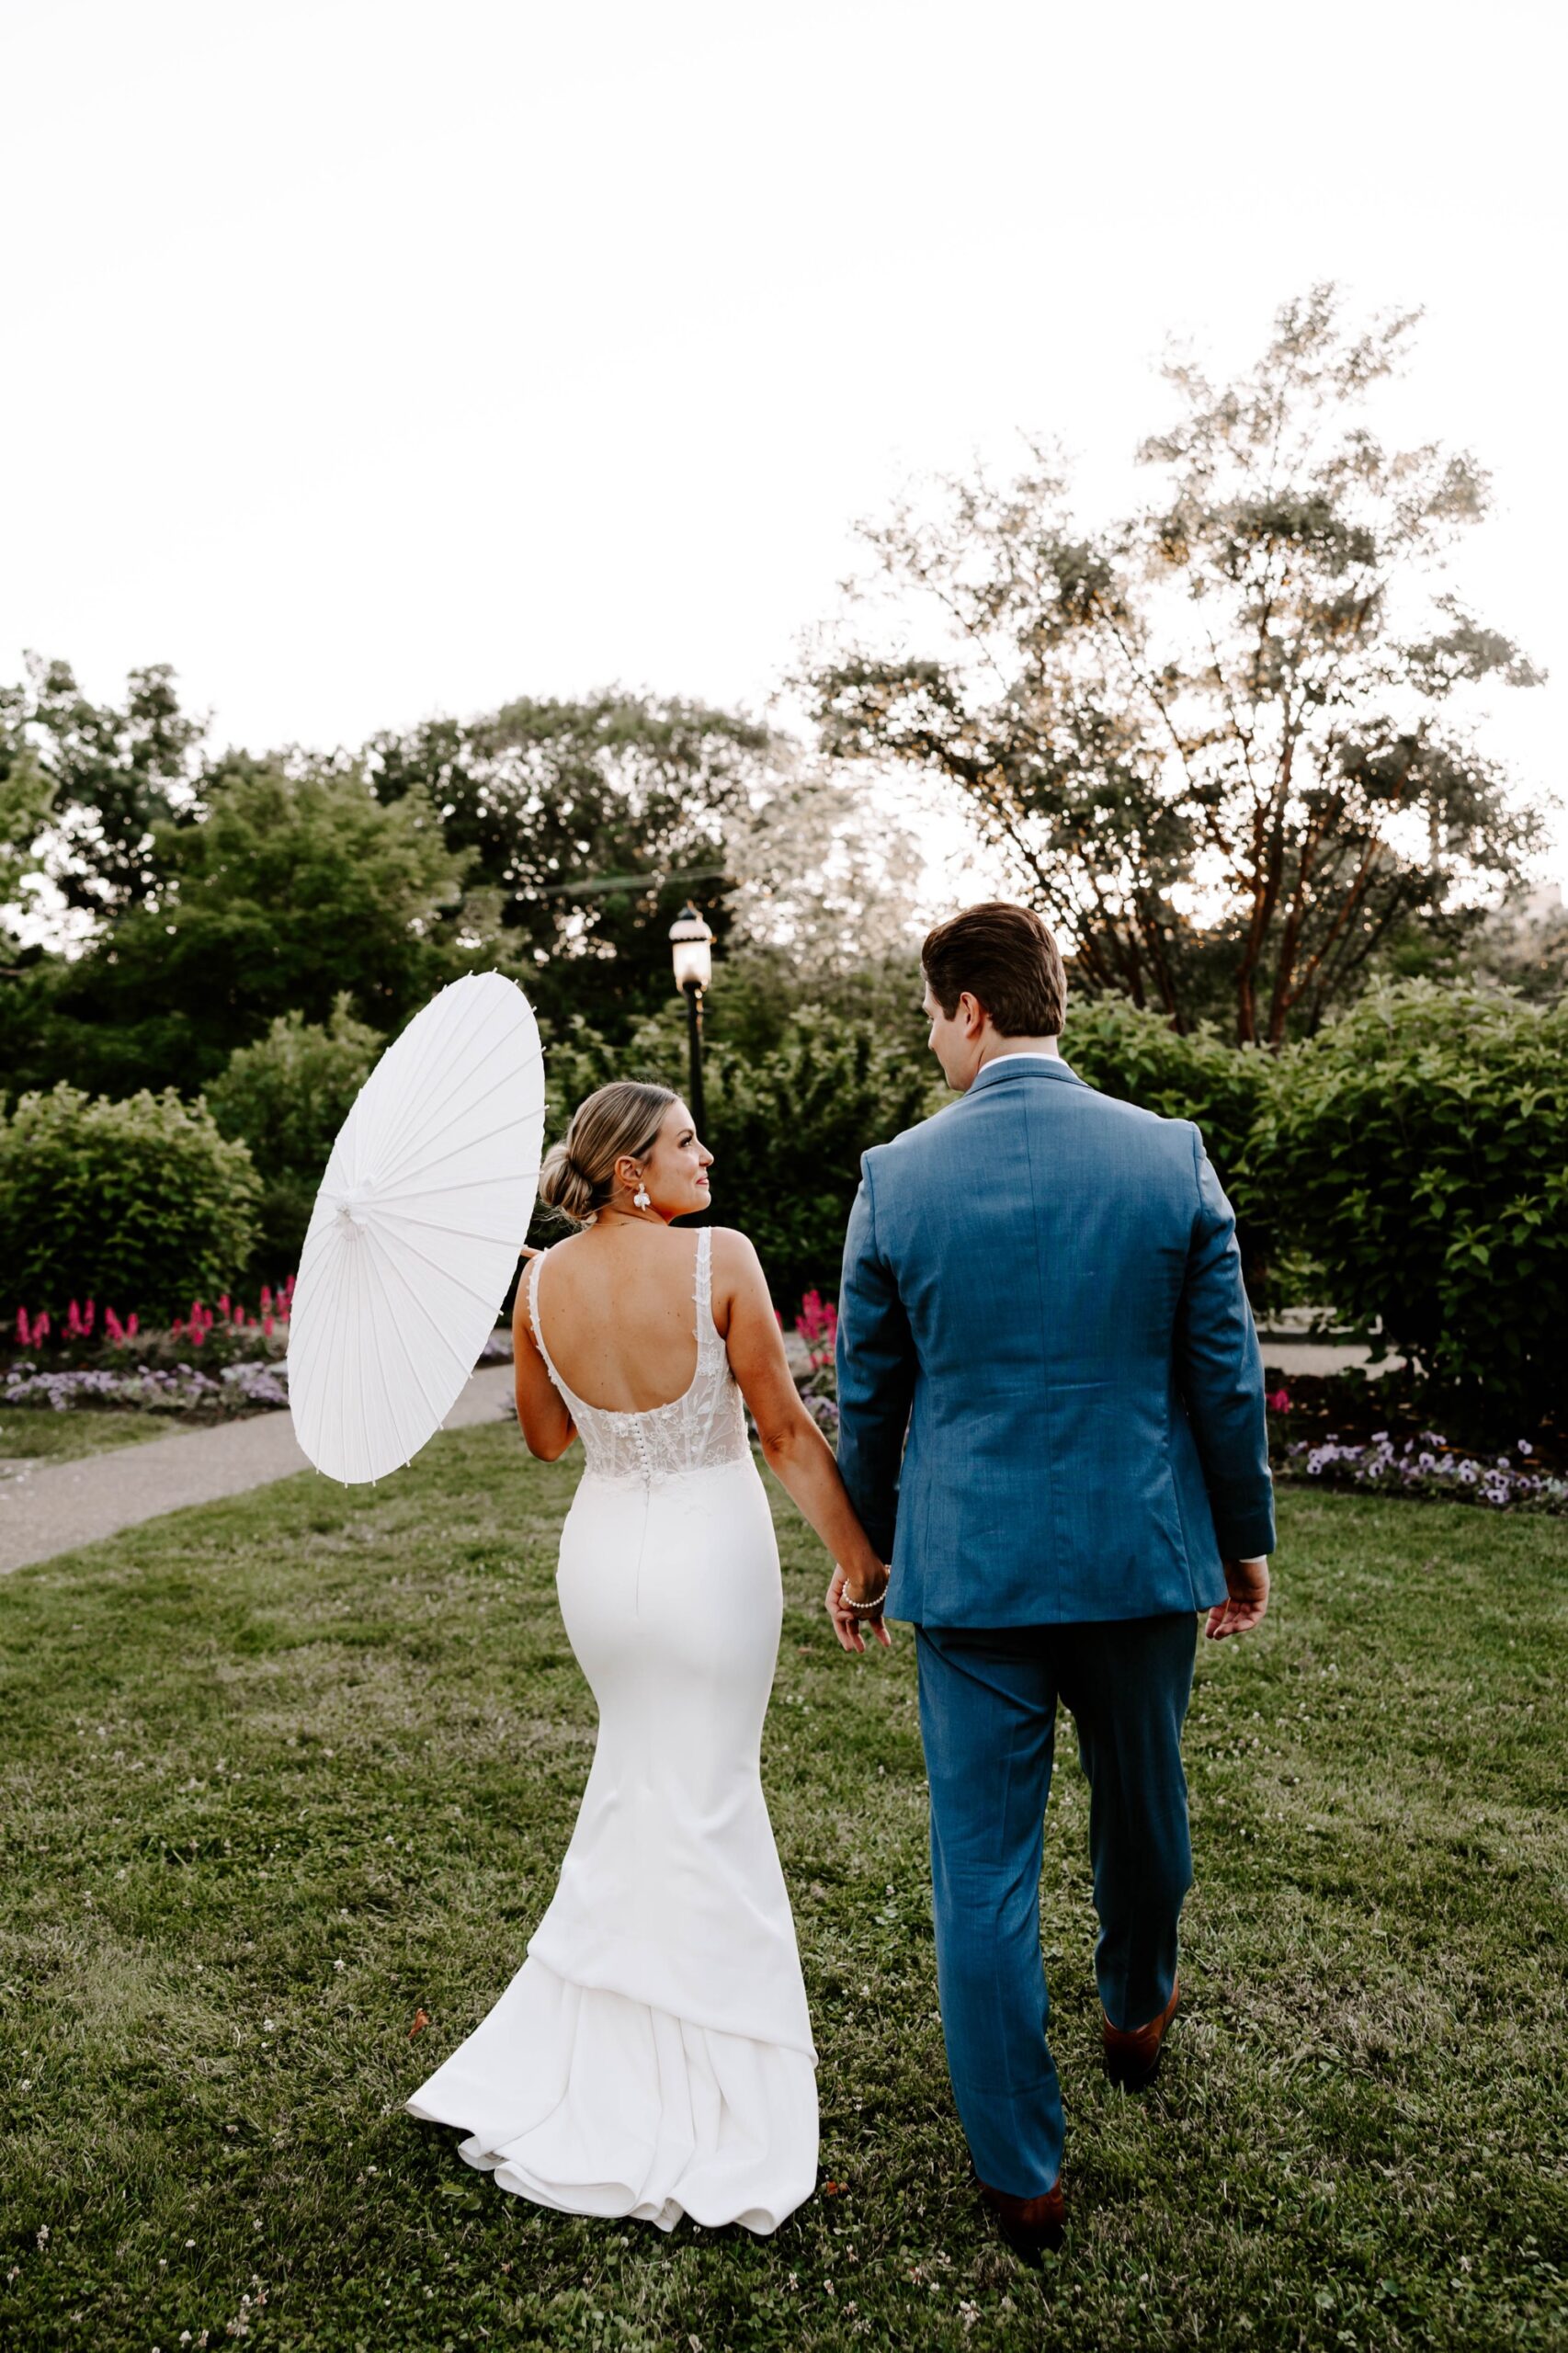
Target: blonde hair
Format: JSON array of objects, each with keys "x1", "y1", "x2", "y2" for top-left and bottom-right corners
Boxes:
[{"x1": 537, "y1": 1080, "x2": 676, "y2": 1228}]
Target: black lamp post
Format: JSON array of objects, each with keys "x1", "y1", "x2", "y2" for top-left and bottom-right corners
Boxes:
[{"x1": 668, "y1": 902, "x2": 713, "y2": 1144}]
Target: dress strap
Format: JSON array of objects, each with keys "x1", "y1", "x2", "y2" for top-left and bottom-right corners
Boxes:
[
  {"x1": 528, "y1": 1249, "x2": 563, "y2": 1387},
  {"x1": 694, "y1": 1227, "x2": 718, "y2": 1355}
]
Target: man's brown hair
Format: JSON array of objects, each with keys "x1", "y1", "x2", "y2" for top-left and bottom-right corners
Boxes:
[{"x1": 922, "y1": 901, "x2": 1067, "y2": 1037}]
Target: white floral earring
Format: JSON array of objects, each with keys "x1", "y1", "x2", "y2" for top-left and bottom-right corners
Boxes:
[{"x1": 632, "y1": 1170, "x2": 652, "y2": 1212}]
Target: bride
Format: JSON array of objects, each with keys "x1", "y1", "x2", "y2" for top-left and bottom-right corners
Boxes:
[{"x1": 406, "y1": 1079, "x2": 890, "y2": 2234}]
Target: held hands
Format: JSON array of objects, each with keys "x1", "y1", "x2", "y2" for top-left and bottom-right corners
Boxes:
[
  {"x1": 1205, "y1": 1556, "x2": 1270, "y2": 1642},
  {"x1": 825, "y1": 1563, "x2": 894, "y2": 1655}
]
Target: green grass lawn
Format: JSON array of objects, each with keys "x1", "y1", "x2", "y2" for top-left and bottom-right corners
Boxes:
[
  {"x1": 0, "y1": 1404, "x2": 187, "y2": 1468},
  {"x1": 1, "y1": 1438, "x2": 1564, "y2": 2352}
]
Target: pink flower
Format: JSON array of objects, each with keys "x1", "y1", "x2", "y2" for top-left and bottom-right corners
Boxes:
[
  {"x1": 218, "y1": 1293, "x2": 231, "y2": 1319},
  {"x1": 260, "y1": 1286, "x2": 272, "y2": 1313},
  {"x1": 126, "y1": 1313, "x2": 139, "y2": 1337},
  {"x1": 262, "y1": 1313, "x2": 274, "y2": 1336},
  {"x1": 16, "y1": 1307, "x2": 29, "y2": 1347},
  {"x1": 66, "y1": 1299, "x2": 84, "y2": 1337},
  {"x1": 794, "y1": 1290, "x2": 838, "y2": 1369},
  {"x1": 1267, "y1": 1388, "x2": 1292, "y2": 1415}
]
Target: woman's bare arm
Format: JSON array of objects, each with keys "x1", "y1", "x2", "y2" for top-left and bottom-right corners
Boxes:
[
  {"x1": 512, "y1": 1250, "x2": 576, "y2": 1461},
  {"x1": 714, "y1": 1230, "x2": 887, "y2": 1613}
]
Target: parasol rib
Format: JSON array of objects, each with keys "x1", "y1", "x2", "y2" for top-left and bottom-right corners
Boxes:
[
  {"x1": 361, "y1": 1221, "x2": 480, "y2": 1389},
  {"x1": 370, "y1": 1008, "x2": 538, "y2": 1193}
]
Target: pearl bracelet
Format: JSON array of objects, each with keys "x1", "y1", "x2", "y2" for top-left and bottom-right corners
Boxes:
[{"x1": 840, "y1": 1581, "x2": 889, "y2": 1617}]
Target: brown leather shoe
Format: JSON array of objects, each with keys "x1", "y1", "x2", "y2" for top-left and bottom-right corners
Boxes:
[
  {"x1": 977, "y1": 2177, "x2": 1066, "y2": 2264},
  {"x1": 1103, "y1": 1978, "x2": 1179, "y2": 2089}
]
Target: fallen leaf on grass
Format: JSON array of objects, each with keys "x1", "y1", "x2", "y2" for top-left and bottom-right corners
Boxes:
[{"x1": 408, "y1": 2008, "x2": 430, "y2": 2038}]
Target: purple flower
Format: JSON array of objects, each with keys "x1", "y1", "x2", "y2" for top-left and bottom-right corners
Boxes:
[{"x1": 1280, "y1": 1429, "x2": 1562, "y2": 1518}]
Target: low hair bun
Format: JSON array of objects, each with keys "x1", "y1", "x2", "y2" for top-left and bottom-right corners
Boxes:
[{"x1": 537, "y1": 1139, "x2": 598, "y2": 1227}]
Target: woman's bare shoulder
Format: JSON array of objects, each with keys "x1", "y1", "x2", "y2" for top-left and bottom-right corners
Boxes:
[
  {"x1": 707, "y1": 1225, "x2": 764, "y2": 1274},
  {"x1": 707, "y1": 1232, "x2": 773, "y2": 1336}
]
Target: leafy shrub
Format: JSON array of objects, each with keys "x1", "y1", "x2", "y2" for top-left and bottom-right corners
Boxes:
[
  {"x1": 0, "y1": 1084, "x2": 260, "y2": 1323},
  {"x1": 1249, "y1": 982, "x2": 1568, "y2": 1426},
  {"x1": 1061, "y1": 996, "x2": 1277, "y2": 1282},
  {"x1": 208, "y1": 996, "x2": 384, "y2": 1279}
]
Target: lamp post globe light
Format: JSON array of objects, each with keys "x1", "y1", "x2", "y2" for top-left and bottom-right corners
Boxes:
[{"x1": 668, "y1": 902, "x2": 713, "y2": 1160}]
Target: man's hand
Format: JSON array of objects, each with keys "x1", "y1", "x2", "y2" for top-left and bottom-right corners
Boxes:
[
  {"x1": 825, "y1": 1563, "x2": 893, "y2": 1655},
  {"x1": 1205, "y1": 1556, "x2": 1270, "y2": 1642}
]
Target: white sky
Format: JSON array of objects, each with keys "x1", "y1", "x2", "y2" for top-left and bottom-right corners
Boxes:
[{"x1": 4, "y1": 0, "x2": 1565, "y2": 896}]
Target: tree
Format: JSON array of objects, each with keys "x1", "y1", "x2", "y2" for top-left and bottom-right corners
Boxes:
[
  {"x1": 367, "y1": 691, "x2": 776, "y2": 1035},
  {"x1": 721, "y1": 756, "x2": 925, "y2": 973},
  {"x1": 810, "y1": 287, "x2": 1544, "y2": 1044},
  {"x1": 0, "y1": 732, "x2": 52, "y2": 938},
  {"x1": 0, "y1": 654, "x2": 207, "y2": 920},
  {"x1": 8, "y1": 756, "x2": 478, "y2": 1097}
]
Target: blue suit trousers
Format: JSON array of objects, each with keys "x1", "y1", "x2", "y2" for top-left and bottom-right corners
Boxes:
[{"x1": 915, "y1": 1613, "x2": 1199, "y2": 2196}]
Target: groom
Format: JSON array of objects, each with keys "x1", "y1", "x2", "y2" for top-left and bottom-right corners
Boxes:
[{"x1": 828, "y1": 901, "x2": 1274, "y2": 2261}]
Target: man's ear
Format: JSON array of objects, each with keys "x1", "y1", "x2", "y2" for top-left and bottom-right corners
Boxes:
[{"x1": 961, "y1": 991, "x2": 988, "y2": 1039}]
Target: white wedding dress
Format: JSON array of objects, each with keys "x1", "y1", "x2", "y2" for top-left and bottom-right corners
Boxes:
[{"x1": 406, "y1": 1227, "x2": 819, "y2": 2234}]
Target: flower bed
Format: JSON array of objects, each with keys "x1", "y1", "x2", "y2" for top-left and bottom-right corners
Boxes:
[
  {"x1": 3, "y1": 1277, "x2": 525, "y2": 1428},
  {"x1": 1268, "y1": 1374, "x2": 1566, "y2": 1514},
  {"x1": 4, "y1": 1358, "x2": 290, "y2": 1417},
  {"x1": 1282, "y1": 1426, "x2": 1564, "y2": 1513},
  {"x1": 8, "y1": 1283, "x2": 294, "y2": 1371},
  {"x1": 5, "y1": 1283, "x2": 297, "y2": 1423}
]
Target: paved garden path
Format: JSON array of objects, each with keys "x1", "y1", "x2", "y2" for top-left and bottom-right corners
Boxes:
[{"x1": 0, "y1": 1365, "x2": 517, "y2": 1576}]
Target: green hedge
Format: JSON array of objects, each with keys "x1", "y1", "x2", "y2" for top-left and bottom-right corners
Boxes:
[
  {"x1": 14, "y1": 976, "x2": 1559, "y2": 1428},
  {"x1": 0, "y1": 1084, "x2": 261, "y2": 1324},
  {"x1": 1248, "y1": 982, "x2": 1567, "y2": 1425}
]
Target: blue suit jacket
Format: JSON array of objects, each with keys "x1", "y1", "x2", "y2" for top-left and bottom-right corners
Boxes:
[{"x1": 835, "y1": 1054, "x2": 1276, "y2": 1626}]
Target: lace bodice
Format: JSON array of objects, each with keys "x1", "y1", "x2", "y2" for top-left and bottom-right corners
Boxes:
[{"x1": 528, "y1": 1227, "x2": 752, "y2": 1486}]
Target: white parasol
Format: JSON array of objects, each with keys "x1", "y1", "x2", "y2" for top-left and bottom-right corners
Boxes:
[{"x1": 287, "y1": 972, "x2": 544, "y2": 1483}]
